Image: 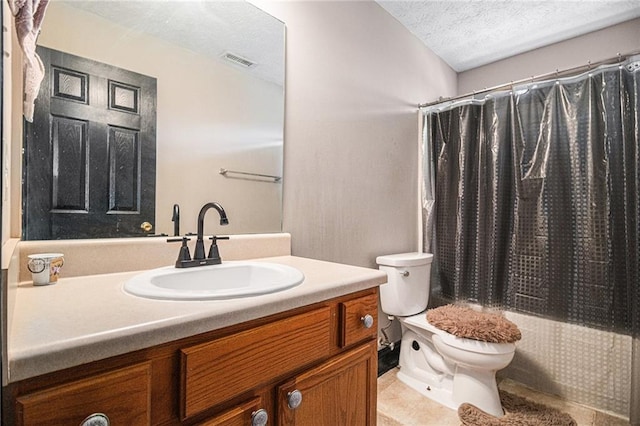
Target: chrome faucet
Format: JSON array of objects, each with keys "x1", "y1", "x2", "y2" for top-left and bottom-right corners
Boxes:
[{"x1": 168, "y1": 201, "x2": 229, "y2": 268}]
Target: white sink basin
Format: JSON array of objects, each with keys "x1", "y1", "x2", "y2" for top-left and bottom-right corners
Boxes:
[{"x1": 124, "y1": 261, "x2": 304, "y2": 300}]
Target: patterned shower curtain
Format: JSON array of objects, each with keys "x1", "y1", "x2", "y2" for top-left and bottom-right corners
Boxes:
[{"x1": 423, "y1": 63, "x2": 639, "y2": 335}]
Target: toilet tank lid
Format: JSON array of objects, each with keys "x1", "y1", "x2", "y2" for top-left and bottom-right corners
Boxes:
[{"x1": 376, "y1": 252, "x2": 433, "y2": 267}]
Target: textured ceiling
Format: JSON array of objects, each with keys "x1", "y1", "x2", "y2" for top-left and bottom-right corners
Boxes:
[
  {"x1": 59, "y1": 1, "x2": 640, "y2": 78},
  {"x1": 376, "y1": 0, "x2": 640, "y2": 72},
  {"x1": 62, "y1": 1, "x2": 285, "y2": 86}
]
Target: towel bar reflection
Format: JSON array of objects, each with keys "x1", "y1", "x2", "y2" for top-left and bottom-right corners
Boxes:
[{"x1": 219, "y1": 168, "x2": 282, "y2": 183}]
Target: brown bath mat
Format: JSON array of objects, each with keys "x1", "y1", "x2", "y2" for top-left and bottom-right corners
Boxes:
[
  {"x1": 427, "y1": 304, "x2": 522, "y2": 343},
  {"x1": 458, "y1": 390, "x2": 577, "y2": 426}
]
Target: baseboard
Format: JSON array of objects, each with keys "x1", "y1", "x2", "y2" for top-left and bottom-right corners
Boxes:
[{"x1": 377, "y1": 341, "x2": 401, "y2": 377}]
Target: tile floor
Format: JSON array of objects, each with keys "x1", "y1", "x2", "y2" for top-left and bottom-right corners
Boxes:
[{"x1": 377, "y1": 368, "x2": 630, "y2": 426}]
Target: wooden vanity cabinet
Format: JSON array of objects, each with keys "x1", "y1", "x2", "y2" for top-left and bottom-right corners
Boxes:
[{"x1": 4, "y1": 288, "x2": 378, "y2": 426}]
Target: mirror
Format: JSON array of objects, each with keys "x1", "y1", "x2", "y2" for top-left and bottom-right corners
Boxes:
[{"x1": 23, "y1": 0, "x2": 285, "y2": 239}]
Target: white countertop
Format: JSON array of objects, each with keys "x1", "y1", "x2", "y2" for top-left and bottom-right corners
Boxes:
[{"x1": 8, "y1": 255, "x2": 386, "y2": 383}]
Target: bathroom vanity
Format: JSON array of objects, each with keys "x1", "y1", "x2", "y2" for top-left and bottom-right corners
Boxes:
[
  {"x1": 2, "y1": 238, "x2": 385, "y2": 426},
  {"x1": 5, "y1": 288, "x2": 378, "y2": 425}
]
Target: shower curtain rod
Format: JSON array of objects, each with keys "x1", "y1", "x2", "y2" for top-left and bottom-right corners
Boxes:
[{"x1": 418, "y1": 49, "x2": 640, "y2": 109}]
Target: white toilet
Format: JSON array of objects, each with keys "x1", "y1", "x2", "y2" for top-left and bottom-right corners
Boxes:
[{"x1": 376, "y1": 252, "x2": 516, "y2": 417}]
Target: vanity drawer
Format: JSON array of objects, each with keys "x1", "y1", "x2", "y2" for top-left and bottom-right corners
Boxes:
[
  {"x1": 180, "y1": 306, "x2": 332, "y2": 419},
  {"x1": 339, "y1": 292, "x2": 378, "y2": 348},
  {"x1": 16, "y1": 362, "x2": 151, "y2": 426}
]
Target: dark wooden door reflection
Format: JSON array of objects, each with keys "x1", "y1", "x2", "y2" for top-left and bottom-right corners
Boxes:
[{"x1": 23, "y1": 46, "x2": 157, "y2": 240}]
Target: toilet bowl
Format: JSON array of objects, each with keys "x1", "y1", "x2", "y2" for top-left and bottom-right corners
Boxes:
[
  {"x1": 402, "y1": 312, "x2": 515, "y2": 416},
  {"x1": 377, "y1": 253, "x2": 517, "y2": 417}
]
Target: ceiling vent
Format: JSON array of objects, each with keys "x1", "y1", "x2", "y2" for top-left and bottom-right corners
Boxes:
[{"x1": 221, "y1": 52, "x2": 257, "y2": 69}]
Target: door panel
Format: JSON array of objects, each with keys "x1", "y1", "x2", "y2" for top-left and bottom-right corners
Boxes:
[
  {"x1": 108, "y1": 126, "x2": 140, "y2": 213},
  {"x1": 276, "y1": 344, "x2": 376, "y2": 426},
  {"x1": 23, "y1": 46, "x2": 157, "y2": 239},
  {"x1": 50, "y1": 116, "x2": 89, "y2": 212}
]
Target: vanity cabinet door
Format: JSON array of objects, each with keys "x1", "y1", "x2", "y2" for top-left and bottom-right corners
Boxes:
[
  {"x1": 276, "y1": 343, "x2": 377, "y2": 426},
  {"x1": 195, "y1": 397, "x2": 269, "y2": 426},
  {"x1": 15, "y1": 362, "x2": 151, "y2": 426}
]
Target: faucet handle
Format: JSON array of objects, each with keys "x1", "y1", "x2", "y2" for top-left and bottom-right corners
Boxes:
[
  {"x1": 206, "y1": 236, "x2": 229, "y2": 261},
  {"x1": 167, "y1": 236, "x2": 191, "y2": 243},
  {"x1": 168, "y1": 237, "x2": 192, "y2": 266}
]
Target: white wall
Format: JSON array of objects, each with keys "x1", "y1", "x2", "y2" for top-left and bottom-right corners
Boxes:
[
  {"x1": 459, "y1": 17, "x2": 640, "y2": 95},
  {"x1": 253, "y1": 0, "x2": 456, "y2": 268}
]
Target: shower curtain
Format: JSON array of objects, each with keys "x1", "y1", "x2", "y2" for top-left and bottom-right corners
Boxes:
[{"x1": 423, "y1": 63, "x2": 639, "y2": 335}]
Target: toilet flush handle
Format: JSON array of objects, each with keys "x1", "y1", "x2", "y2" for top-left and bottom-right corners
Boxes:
[{"x1": 399, "y1": 270, "x2": 410, "y2": 277}]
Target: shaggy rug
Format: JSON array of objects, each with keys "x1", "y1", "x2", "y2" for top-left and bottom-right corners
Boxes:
[
  {"x1": 458, "y1": 391, "x2": 577, "y2": 426},
  {"x1": 427, "y1": 304, "x2": 522, "y2": 343}
]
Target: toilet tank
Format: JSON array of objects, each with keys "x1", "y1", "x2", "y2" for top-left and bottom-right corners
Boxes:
[{"x1": 376, "y1": 252, "x2": 434, "y2": 317}]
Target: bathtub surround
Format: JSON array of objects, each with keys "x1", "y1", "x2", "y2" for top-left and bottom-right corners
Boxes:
[
  {"x1": 502, "y1": 311, "x2": 632, "y2": 418},
  {"x1": 632, "y1": 338, "x2": 640, "y2": 423}
]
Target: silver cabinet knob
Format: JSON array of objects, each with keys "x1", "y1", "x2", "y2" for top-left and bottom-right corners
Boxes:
[
  {"x1": 80, "y1": 413, "x2": 110, "y2": 426},
  {"x1": 251, "y1": 408, "x2": 268, "y2": 426},
  {"x1": 287, "y1": 389, "x2": 303, "y2": 409},
  {"x1": 361, "y1": 314, "x2": 374, "y2": 328}
]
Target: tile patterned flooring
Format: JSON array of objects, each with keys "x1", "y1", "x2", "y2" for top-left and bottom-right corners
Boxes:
[{"x1": 377, "y1": 368, "x2": 630, "y2": 425}]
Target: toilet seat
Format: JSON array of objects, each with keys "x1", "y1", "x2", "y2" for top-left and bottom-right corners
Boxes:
[{"x1": 401, "y1": 313, "x2": 515, "y2": 355}]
